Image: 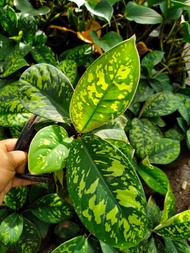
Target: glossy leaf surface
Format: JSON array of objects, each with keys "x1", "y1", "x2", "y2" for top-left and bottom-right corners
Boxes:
[
  {"x1": 15, "y1": 218, "x2": 41, "y2": 253},
  {"x1": 4, "y1": 186, "x2": 27, "y2": 210},
  {"x1": 30, "y1": 193, "x2": 73, "y2": 223},
  {"x1": 0, "y1": 213, "x2": 23, "y2": 246},
  {"x1": 154, "y1": 210, "x2": 190, "y2": 240},
  {"x1": 28, "y1": 125, "x2": 73, "y2": 174},
  {"x1": 19, "y1": 63, "x2": 74, "y2": 122},
  {"x1": 67, "y1": 134, "x2": 147, "y2": 248},
  {"x1": 70, "y1": 36, "x2": 140, "y2": 133},
  {"x1": 31, "y1": 46, "x2": 56, "y2": 66},
  {"x1": 161, "y1": 185, "x2": 176, "y2": 223},
  {"x1": 52, "y1": 236, "x2": 88, "y2": 253},
  {"x1": 0, "y1": 81, "x2": 31, "y2": 126},
  {"x1": 138, "y1": 157, "x2": 169, "y2": 194}
]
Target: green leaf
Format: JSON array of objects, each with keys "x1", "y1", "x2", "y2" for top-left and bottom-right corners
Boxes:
[
  {"x1": 0, "y1": 213, "x2": 23, "y2": 247},
  {"x1": 0, "y1": 208, "x2": 8, "y2": 224},
  {"x1": 15, "y1": 218, "x2": 41, "y2": 253},
  {"x1": 138, "y1": 157, "x2": 169, "y2": 194},
  {"x1": 125, "y1": 2, "x2": 163, "y2": 24},
  {"x1": 100, "y1": 241, "x2": 122, "y2": 252},
  {"x1": 149, "y1": 138, "x2": 180, "y2": 164},
  {"x1": 154, "y1": 210, "x2": 190, "y2": 240},
  {"x1": 129, "y1": 118, "x2": 162, "y2": 160},
  {"x1": 0, "y1": 51, "x2": 29, "y2": 78},
  {"x1": 14, "y1": 0, "x2": 50, "y2": 16},
  {"x1": 22, "y1": 210, "x2": 49, "y2": 239},
  {"x1": 29, "y1": 182, "x2": 54, "y2": 203},
  {"x1": 164, "y1": 126, "x2": 184, "y2": 141},
  {"x1": 140, "y1": 90, "x2": 179, "y2": 118},
  {"x1": 28, "y1": 125, "x2": 73, "y2": 174},
  {"x1": 147, "y1": 238, "x2": 158, "y2": 252},
  {"x1": 0, "y1": 35, "x2": 15, "y2": 61},
  {"x1": 85, "y1": 0, "x2": 113, "y2": 24},
  {"x1": 70, "y1": 36, "x2": 140, "y2": 133},
  {"x1": 176, "y1": 93, "x2": 190, "y2": 125},
  {"x1": 30, "y1": 193, "x2": 73, "y2": 223},
  {"x1": 90, "y1": 31, "x2": 123, "y2": 52},
  {"x1": 67, "y1": 134, "x2": 147, "y2": 248},
  {"x1": 63, "y1": 44, "x2": 93, "y2": 67},
  {"x1": 19, "y1": 63, "x2": 74, "y2": 123},
  {"x1": 0, "y1": 5, "x2": 18, "y2": 35},
  {"x1": 172, "y1": 240, "x2": 190, "y2": 253},
  {"x1": 31, "y1": 46, "x2": 56, "y2": 66},
  {"x1": 149, "y1": 73, "x2": 172, "y2": 93},
  {"x1": 141, "y1": 51, "x2": 165, "y2": 78},
  {"x1": 164, "y1": 238, "x2": 178, "y2": 253},
  {"x1": 52, "y1": 236, "x2": 88, "y2": 253},
  {"x1": 132, "y1": 80, "x2": 154, "y2": 103},
  {"x1": 0, "y1": 80, "x2": 31, "y2": 127},
  {"x1": 17, "y1": 15, "x2": 37, "y2": 44},
  {"x1": 57, "y1": 59, "x2": 78, "y2": 85},
  {"x1": 4, "y1": 186, "x2": 27, "y2": 210},
  {"x1": 147, "y1": 196, "x2": 161, "y2": 229},
  {"x1": 161, "y1": 185, "x2": 176, "y2": 223}
]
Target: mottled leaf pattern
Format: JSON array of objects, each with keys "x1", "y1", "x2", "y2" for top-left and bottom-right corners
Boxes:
[
  {"x1": 138, "y1": 157, "x2": 169, "y2": 194},
  {"x1": 4, "y1": 186, "x2": 28, "y2": 210},
  {"x1": 52, "y1": 236, "x2": 88, "y2": 253},
  {"x1": 161, "y1": 185, "x2": 176, "y2": 223},
  {"x1": 147, "y1": 196, "x2": 161, "y2": 229},
  {"x1": 19, "y1": 63, "x2": 74, "y2": 122},
  {"x1": 70, "y1": 36, "x2": 140, "y2": 133},
  {"x1": 129, "y1": 118, "x2": 162, "y2": 160},
  {"x1": 31, "y1": 46, "x2": 56, "y2": 66},
  {"x1": 30, "y1": 193, "x2": 73, "y2": 223},
  {"x1": 57, "y1": 59, "x2": 78, "y2": 85},
  {"x1": 67, "y1": 134, "x2": 147, "y2": 248},
  {"x1": 176, "y1": 93, "x2": 190, "y2": 125},
  {"x1": 0, "y1": 81, "x2": 31, "y2": 126},
  {"x1": 28, "y1": 125, "x2": 73, "y2": 174},
  {"x1": 154, "y1": 210, "x2": 190, "y2": 240},
  {"x1": 140, "y1": 90, "x2": 179, "y2": 117},
  {"x1": 149, "y1": 138, "x2": 180, "y2": 164},
  {"x1": 15, "y1": 218, "x2": 41, "y2": 253},
  {"x1": 0, "y1": 5, "x2": 17, "y2": 35},
  {"x1": 0, "y1": 213, "x2": 23, "y2": 246}
]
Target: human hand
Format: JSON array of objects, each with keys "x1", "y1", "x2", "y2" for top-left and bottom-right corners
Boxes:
[{"x1": 0, "y1": 139, "x2": 36, "y2": 204}]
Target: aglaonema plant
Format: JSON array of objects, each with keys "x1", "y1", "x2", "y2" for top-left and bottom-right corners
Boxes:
[{"x1": 0, "y1": 36, "x2": 149, "y2": 252}]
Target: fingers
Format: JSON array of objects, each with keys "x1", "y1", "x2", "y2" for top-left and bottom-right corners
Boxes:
[
  {"x1": 8, "y1": 150, "x2": 28, "y2": 173},
  {"x1": 0, "y1": 139, "x2": 17, "y2": 152}
]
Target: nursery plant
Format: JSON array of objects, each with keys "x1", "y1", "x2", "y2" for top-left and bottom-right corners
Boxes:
[{"x1": 1, "y1": 0, "x2": 190, "y2": 252}]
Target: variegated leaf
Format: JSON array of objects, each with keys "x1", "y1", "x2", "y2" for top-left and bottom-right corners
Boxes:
[
  {"x1": 15, "y1": 218, "x2": 41, "y2": 253},
  {"x1": 149, "y1": 138, "x2": 180, "y2": 164},
  {"x1": 0, "y1": 213, "x2": 23, "y2": 246},
  {"x1": 4, "y1": 186, "x2": 27, "y2": 210},
  {"x1": 129, "y1": 118, "x2": 162, "y2": 160},
  {"x1": 30, "y1": 193, "x2": 73, "y2": 223},
  {"x1": 70, "y1": 35, "x2": 140, "y2": 133},
  {"x1": 57, "y1": 59, "x2": 78, "y2": 85},
  {"x1": 31, "y1": 45, "x2": 56, "y2": 66},
  {"x1": 161, "y1": 185, "x2": 176, "y2": 223},
  {"x1": 154, "y1": 210, "x2": 190, "y2": 240},
  {"x1": 19, "y1": 63, "x2": 74, "y2": 123},
  {"x1": 147, "y1": 196, "x2": 161, "y2": 229},
  {"x1": 140, "y1": 90, "x2": 179, "y2": 118},
  {"x1": 66, "y1": 134, "x2": 147, "y2": 248},
  {"x1": 0, "y1": 80, "x2": 31, "y2": 126},
  {"x1": 52, "y1": 236, "x2": 88, "y2": 253},
  {"x1": 28, "y1": 125, "x2": 73, "y2": 174}
]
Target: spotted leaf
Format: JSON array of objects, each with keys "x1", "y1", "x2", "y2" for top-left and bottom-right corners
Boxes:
[
  {"x1": 70, "y1": 35, "x2": 140, "y2": 133},
  {"x1": 28, "y1": 125, "x2": 73, "y2": 174},
  {"x1": 140, "y1": 90, "x2": 179, "y2": 118},
  {"x1": 138, "y1": 157, "x2": 169, "y2": 194},
  {"x1": 0, "y1": 80, "x2": 31, "y2": 126},
  {"x1": 0, "y1": 213, "x2": 23, "y2": 246},
  {"x1": 15, "y1": 218, "x2": 41, "y2": 253},
  {"x1": 66, "y1": 134, "x2": 147, "y2": 248},
  {"x1": 52, "y1": 236, "x2": 88, "y2": 253},
  {"x1": 57, "y1": 59, "x2": 78, "y2": 85},
  {"x1": 4, "y1": 186, "x2": 28, "y2": 210},
  {"x1": 19, "y1": 63, "x2": 74, "y2": 123},
  {"x1": 129, "y1": 118, "x2": 162, "y2": 160},
  {"x1": 0, "y1": 5, "x2": 18, "y2": 35},
  {"x1": 161, "y1": 185, "x2": 176, "y2": 223},
  {"x1": 30, "y1": 193, "x2": 73, "y2": 223},
  {"x1": 31, "y1": 45, "x2": 56, "y2": 66},
  {"x1": 149, "y1": 138, "x2": 180, "y2": 164},
  {"x1": 154, "y1": 210, "x2": 190, "y2": 240}
]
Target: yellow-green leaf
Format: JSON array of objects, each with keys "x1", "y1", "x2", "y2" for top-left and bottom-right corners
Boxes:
[{"x1": 70, "y1": 35, "x2": 140, "y2": 133}]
